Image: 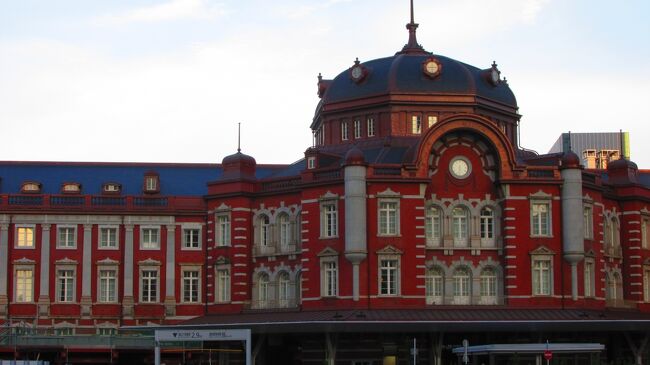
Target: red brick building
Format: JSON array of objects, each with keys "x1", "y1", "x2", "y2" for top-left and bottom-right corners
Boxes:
[{"x1": 1, "y1": 7, "x2": 650, "y2": 365}]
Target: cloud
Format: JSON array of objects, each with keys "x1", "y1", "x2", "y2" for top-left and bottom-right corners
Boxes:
[
  {"x1": 283, "y1": 0, "x2": 354, "y2": 19},
  {"x1": 94, "y1": 0, "x2": 226, "y2": 26}
]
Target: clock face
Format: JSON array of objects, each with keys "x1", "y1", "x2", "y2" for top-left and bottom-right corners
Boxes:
[
  {"x1": 351, "y1": 66, "x2": 363, "y2": 80},
  {"x1": 450, "y1": 157, "x2": 471, "y2": 179},
  {"x1": 426, "y1": 61, "x2": 439, "y2": 74},
  {"x1": 491, "y1": 69, "x2": 499, "y2": 84}
]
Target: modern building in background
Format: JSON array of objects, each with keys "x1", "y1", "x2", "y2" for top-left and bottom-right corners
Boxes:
[
  {"x1": 1, "y1": 5, "x2": 650, "y2": 365},
  {"x1": 549, "y1": 132, "x2": 631, "y2": 169}
]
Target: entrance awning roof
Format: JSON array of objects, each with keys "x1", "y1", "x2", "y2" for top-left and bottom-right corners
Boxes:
[{"x1": 452, "y1": 343, "x2": 605, "y2": 355}]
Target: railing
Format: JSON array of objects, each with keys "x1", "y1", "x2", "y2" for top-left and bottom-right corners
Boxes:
[
  {"x1": 1, "y1": 194, "x2": 202, "y2": 212},
  {"x1": 260, "y1": 178, "x2": 301, "y2": 192},
  {"x1": 527, "y1": 169, "x2": 555, "y2": 178},
  {"x1": 50, "y1": 195, "x2": 85, "y2": 206},
  {"x1": 133, "y1": 197, "x2": 168, "y2": 207},
  {"x1": 373, "y1": 167, "x2": 402, "y2": 176},
  {"x1": 2, "y1": 333, "x2": 155, "y2": 348},
  {"x1": 313, "y1": 169, "x2": 341, "y2": 181},
  {"x1": 91, "y1": 196, "x2": 126, "y2": 206},
  {"x1": 8, "y1": 195, "x2": 43, "y2": 205}
]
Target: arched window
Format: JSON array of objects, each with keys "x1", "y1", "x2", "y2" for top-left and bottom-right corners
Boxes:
[
  {"x1": 258, "y1": 273, "x2": 269, "y2": 308},
  {"x1": 453, "y1": 267, "x2": 471, "y2": 304},
  {"x1": 606, "y1": 272, "x2": 623, "y2": 306},
  {"x1": 479, "y1": 268, "x2": 497, "y2": 304},
  {"x1": 425, "y1": 206, "x2": 442, "y2": 247},
  {"x1": 604, "y1": 217, "x2": 612, "y2": 247},
  {"x1": 425, "y1": 267, "x2": 444, "y2": 305},
  {"x1": 260, "y1": 215, "x2": 271, "y2": 247},
  {"x1": 452, "y1": 207, "x2": 469, "y2": 247},
  {"x1": 278, "y1": 213, "x2": 291, "y2": 250},
  {"x1": 480, "y1": 208, "x2": 495, "y2": 246},
  {"x1": 278, "y1": 272, "x2": 290, "y2": 308}
]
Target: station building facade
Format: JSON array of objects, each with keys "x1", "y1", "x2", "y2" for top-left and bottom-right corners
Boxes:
[{"x1": 1, "y1": 10, "x2": 650, "y2": 365}]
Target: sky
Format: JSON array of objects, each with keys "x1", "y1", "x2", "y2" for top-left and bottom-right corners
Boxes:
[{"x1": 1, "y1": 0, "x2": 649, "y2": 166}]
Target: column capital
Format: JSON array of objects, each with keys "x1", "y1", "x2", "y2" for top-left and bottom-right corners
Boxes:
[
  {"x1": 0, "y1": 224, "x2": 8, "y2": 231},
  {"x1": 41, "y1": 224, "x2": 51, "y2": 231},
  {"x1": 124, "y1": 224, "x2": 134, "y2": 232},
  {"x1": 166, "y1": 224, "x2": 176, "y2": 232},
  {"x1": 84, "y1": 224, "x2": 93, "y2": 231}
]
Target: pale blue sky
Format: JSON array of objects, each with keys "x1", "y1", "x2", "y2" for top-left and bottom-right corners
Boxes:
[{"x1": 1, "y1": 0, "x2": 648, "y2": 166}]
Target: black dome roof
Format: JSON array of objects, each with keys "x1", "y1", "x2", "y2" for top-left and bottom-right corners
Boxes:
[{"x1": 321, "y1": 53, "x2": 517, "y2": 108}]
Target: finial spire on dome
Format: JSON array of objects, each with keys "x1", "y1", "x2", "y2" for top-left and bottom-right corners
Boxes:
[
  {"x1": 237, "y1": 122, "x2": 241, "y2": 153},
  {"x1": 399, "y1": 0, "x2": 427, "y2": 55}
]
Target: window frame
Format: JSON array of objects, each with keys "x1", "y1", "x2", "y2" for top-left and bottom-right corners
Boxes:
[
  {"x1": 530, "y1": 200, "x2": 552, "y2": 237},
  {"x1": 452, "y1": 267, "x2": 471, "y2": 304},
  {"x1": 320, "y1": 200, "x2": 339, "y2": 239},
  {"x1": 320, "y1": 257, "x2": 338, "y2": 297},
  {"x1": 56, "y1": 266, "x2": 76, "y2": 303},
  {"x1": 257, "y1": 273, "x2": 270, "y2": 308},
  {"x1": 452, "y1": 206, "x2": 469, "y2": 247},
  {"x1": 367, "y1": 117, "x2": 375, "y2": 137},
  {"x1": 378, "y1": 199, "x2": 400, "y2": 236},
  {"x1": 341, "y1": 121, "x2": 348, "y2": 141},
  {"x1": 479, "y1": 267, "x2": 498, "y2": 304},
  {"x1": 278, "y1": 213, "x2": 292, "y2": 250},
  {"x1": 15, "y1": 225, "x2": 35, "y2": 249},
  {"x1": 14, "y1": 266, "x2": 34, "y2": 303},
  {"x1": 143, "y1": 173, "x2": 160, "y2": 194},
  {"x1": 531, "y1": 258, "x2": 553, "y2": 296},
  {"x1": 139, "y1": 267, "x2": 160, "y2": 303},
  {"x1": 425, "y1": 205, "x2": 442, "y2": 247},
  {"x1": 427, "y1": 115, "x2": 438, "y2": 128},
  {"x1": 425, "y1": 267, "x2": 443, "y2": 305},
  {"x1": 642, "y1": 217, "x2": 649, "y2": 250},
  {"x1": 480, "y1": 207, "x2": 495, "y2": 246},
  {"x1": 215, "y1": 212, "x2": 231, "y2": 247},
  {"x1": 98, "y1": 225, "x2": 119, "y2": 250},
  {"x1": 215, "y1": 263, "x2": 231, "y2": 304},
  {"x1": 277, "y1": 271, "x2": 291, "y2": 308},
  {"x1": 56, "y1": 225, "x2": 77, "y2": 249},
  {"x1": 379, "y1": 259, "x2": 400, "y2": 296},
  {"x1": 411, "y1": 115, "x2": 422, "y2": 134},
  {"x1": 181, "y1": 225, "x2": 202, "y2": 250},
  {"x1": 181, "y1": 267, "x2": 201, "y2": 304},
  {"x1": 140, "y1": 226, "x2": 161, "y2": 250},
  {"x1": 584, "y1": 258, "x2": 595, "y2": 298},
  {"x1": 97, "y1": 267, "x2": 118, "y2": 303},
  {"x1": 583, "y1": 205, "x2": 594, "y2": 240},
  {"x1": 643, "y1": 265, "x2": 650, "y2": 303},
  {"x1": 353, "y1": 119, "x2": 361, "y2": 139}
]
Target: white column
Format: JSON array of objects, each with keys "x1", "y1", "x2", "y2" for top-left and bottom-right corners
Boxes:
[
  {"x1": 0, "y1": 223, "x2": 9, "y2": 317},
  {"x1": 164, "y1": 225, "x2": 176, "y2": 315},
  {"x1": 38, "y1": 224, "x2": 51, "y2": 316},
  {"x1": 81, "y1": 224, "x2": 93, "y2": 315},
  {"x1": 123, "y1": 224, "x2": 134, "y2": 317}
]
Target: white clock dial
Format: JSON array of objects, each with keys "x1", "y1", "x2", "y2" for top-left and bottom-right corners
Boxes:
[
  {"x1": 491, "y1": 69, "x2": 499, "y2": 84},
  {"x1": 450, "y1": 157, "x2": 471, "y2": 179},
  {"x1": 426, "y1": 61, "x2": 439, "y2": 74},
  {"x1": 351, "y1": 66, "x2": 362, "y2": 79}
]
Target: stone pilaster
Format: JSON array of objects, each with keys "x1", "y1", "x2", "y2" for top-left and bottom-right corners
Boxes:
[
  {"x1": 122, "y1": 224, "x2": 134, "y2": 317},
  {"x1": 0, "y1": 222, "x2": 9, "y2": 317},
  {"x1": 38, "y1": 224, "x2": 51, "y2": 317},
  {"x1": 80, "y1": 224, "x2": 93, "y2": 316},
  {"x1": 164, "y1": 225, "x2": 176, "y2": 316}
]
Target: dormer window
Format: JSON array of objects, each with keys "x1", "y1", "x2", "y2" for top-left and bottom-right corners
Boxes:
[
  {"x1": 307, "y1": 157, "x2": 316, "y2": 169},
  {"x1": 411, "y1": 115, "x2": 422, "y2": 134},
  {"x1": 21, "y1": 182, "x2": 41, "y2": 194},
  {"x1": 102, "y1": 183, "x2": 121, "y2": 195},
  {"x1": 61, "y1": 183, "x2": 81, "y2": 194},
  {"x1": 143, "y1": 172, "x2": 160, "y2": 194}
]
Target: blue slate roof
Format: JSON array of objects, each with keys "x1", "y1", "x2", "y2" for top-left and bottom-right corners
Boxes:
[
  {"x1": 0, "y1": 162, "x2": 284, "y2": 196},
  {"x1": 322, "y1": 54, "x2": 517, "y2": 107}
]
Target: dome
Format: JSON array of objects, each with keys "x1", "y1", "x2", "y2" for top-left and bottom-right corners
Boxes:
[
  {"x1": 344, "y1": 145, "x2": 366, "y2": 166},
  {"x1": 560, "y1": 150, "x2": 581, "y2": 169},
  {"x1": 222, "y1": 151, "x2": 256, "y2": 166},
  {"x1": 221, "y1": 151, "x2": 257, "y2": 180},
  {"x1": 320, "y1": 53, "x2": 517, "y2": 108}
]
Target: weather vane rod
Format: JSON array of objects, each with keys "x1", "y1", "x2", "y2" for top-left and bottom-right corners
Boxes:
[
  {"x1": 410, "y1": 0, "x2": 415, "y2": 24},
  {"x1": 237, "y1": 122, "x2": 241, "y2": 153}
]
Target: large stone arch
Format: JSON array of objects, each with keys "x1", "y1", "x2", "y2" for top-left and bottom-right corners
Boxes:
[{"x1": 414, "y1": 114, "x2": 521, "y2": 180}]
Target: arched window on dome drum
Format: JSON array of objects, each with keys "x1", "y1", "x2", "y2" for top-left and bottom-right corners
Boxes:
[
  {"x1": 278, "y1": 272, "x2": 290, "y2": 308},
  {"x1": 278, "y1": 213, "x2": 291, "y2": 251},
  {"x1": 353, "y1": 119, "x2": 361, "y2": 139},
  {"x1": 425, "y1": 267, "x2": 443, "y2": 305},
  {"x1": 367, "y1": 117, "x2": 375, "y2": 137},
  {"x1": 479, "y1": 268, "x2": 497, "y2": 305},
  {"x1": 258, "y1": 273, "x2": 270, "y2": 308},
  {"x1": 453, "y1": 267, "x2": 471, "y2": 305},
  {"x1": 480, "y1": 207, "x2": 495, "y2": 246},
  {"x1": 425, "y1": 206, "x2": 441, "y2": 247},
  {"x1": 260, "y1": 215, "x2": 271, "y2": 247},
  {"x1": 341, "y1": 121, "x2": 348, "y2": 141},
  {"x1": 452, "y1": 207, "x2": 469, "y2": 247}
]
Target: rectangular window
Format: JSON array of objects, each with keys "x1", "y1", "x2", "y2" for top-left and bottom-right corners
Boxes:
[
  {"x1": 183, "y1": 228, "x2": 200, "y2": 249},
  {"x1": 324, "y1": 261, "x2": 338, "y2": 297},
  {"x1": 425, "y1": 207, "x2": 441, "y2": 247},
  {"x1": 584, "y1": 206, "x2": 593, "y2": 240},
  {"x1": 353, "y1": 119, "x2": 361, "y2": 139},
  {"x1": 216, "y1": 269, "x2": 230, "y2": 303},
  {"x1": 98, "y1": 328, "x2": 117, "y2": 336},
  {"x1": 57, "y1": 226, "x2": 76, "y2": 248},
  {"x1": 145, "y1": 176, "x2": 158, "y2": 191},
  {"x1": 480, "y1": 275, "x2": 497, "y2": 297},
  {"x1": 584, "y1": 261, "x2": 594, "y2": 298},
  {"x1": 379, "y1": 260, "x2": 398, "y2": 295},
  {"x1": 98, "y1": 270, "x2": 117, "y2": 303},
  {"x1": 57, "y1": 269, "x2": 75, "y2": 302},
  {"x1": 321, "y1": 202, "x2": 338, "y2": 238},
  {"x1": 411, "y1": 115, "x2": 421, "y2": 134},
  {"x1": 367, "y1": 117, "x2": 375, "y2": 137},
  {"x1": 532, "y1": 259, "x2": 551, "y2": 295},
  {"x1": 216, "y1": 215, "x2": 231, "y2": 247},
  {"x1": 141, "y1": 269, "x2": 158, "y2": 303},
  {"x1": 141, "y1": 227, "x2": 160, "y2": 249},
  {"x1": 341, "y1": 122, "x2": 348, "y2": 141},
  {"x1": 531, "y1": 202, "x2": 550, "y2": 236},
  {"x1": 183, "y1": 270, "x2": 200, "y2": 303},
  {"x1": 99, "y1": 227, "x2": 118, "y2": 249},
  {"x1": 15, "y1": 269, "x2": 33, "y2": 303},
  {"x1": 55, "y1": 328, "x2": 74, "y2": 336},
  {"x1": 307, "y1": 156, "x2": 316, "y2": 169},
  {"x1": 16, "y1": 226, "x2": 35, "y2": 248},
  {"x1": 428, "y1": 115, "x2": 437, "y2": 128},
  {"x1": 378, "y1": 201, "x2": 398, "y2": 235}
]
